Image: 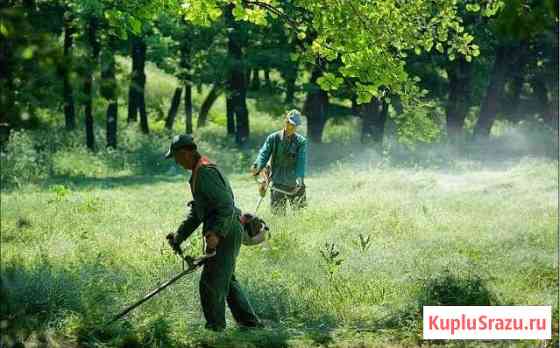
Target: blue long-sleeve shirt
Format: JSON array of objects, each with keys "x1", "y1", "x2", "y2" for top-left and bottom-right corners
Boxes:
[{"x1": 253, "y1": 130, "x2": 307, "y2": 187}]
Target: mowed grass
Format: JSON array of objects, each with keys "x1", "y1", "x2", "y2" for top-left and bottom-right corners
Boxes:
[{"x1": 1, "y1": 153, "x2": 557, "y2": 347}]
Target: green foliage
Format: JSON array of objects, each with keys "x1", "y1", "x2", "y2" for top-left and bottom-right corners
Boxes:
[
  {"x1": 316, "y1": 73, "x2": 343, "y2": 92},
  {"x1": 1, "y1": 4, "x2": 64, "y2": 129},
  {"x1": 182, "y1": 0, "x2": 223, "y2": 27},
  {"x1": 0, "y1": 130, "x2": 53, "y2": 187},
  {"x1": 48, "y1": 184, "x2": 72, "y2": 203},
  {"x1": 466, "y1": 3, "x2": 481, "y2": 13},
  {"x1": 5, "y1": 0, "x2": 558, "y2": 156},
  {"x1": 321, "y1": 117, "x2": 359, "y2": 144},
  {"x1": 352, "y1": 233, "x2": 372, "y2": 254},
  {"x1": 232, "y1": 2, "x2": 267, "y2": 25},
  {"x1": 181, "y1": 0, "x2": 490, "y2": 104},
  {"x1": 492, "y1": 0, "x2": 554, "y2": 41},
  {"x1": 390, "y1": 100, "x2": 444, "y2": 148},
  {"x1": 319, "y1": 242, "x2": 344, "y2": 280},
  {"x1": 0, "y1": 126, "x2": 168, "y2": 188}
]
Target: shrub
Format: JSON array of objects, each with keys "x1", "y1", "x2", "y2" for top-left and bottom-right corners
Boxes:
[
  {"x1": 1, "y1": 130, "x2": 51, "y2": 187},
  {"x1": 417, "y1": 270, "x2": 497, "y2": 307}
]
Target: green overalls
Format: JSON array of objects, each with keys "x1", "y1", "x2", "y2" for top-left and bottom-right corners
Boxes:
[{"x1": 175, "y1": 160, "x2": 260, "y2": 331}]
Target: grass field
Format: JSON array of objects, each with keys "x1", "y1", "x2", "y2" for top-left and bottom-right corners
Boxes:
[
  {"x1": 1, "y1": 61, "x2": 558, "y2": 347},
  {"x1": 1, "y1": 149, "x2": 558, "y2": 347}
]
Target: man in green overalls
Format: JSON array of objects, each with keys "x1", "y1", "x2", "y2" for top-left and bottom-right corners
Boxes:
[
  {"x1": 165, "y1": 134, "x2": 261, "y2": 331},
  {"x1": 251, "y1": 109, "x2": 308, "y2": 215}
]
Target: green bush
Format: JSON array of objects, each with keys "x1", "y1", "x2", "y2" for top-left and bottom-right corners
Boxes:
[
  {"x1": 1, "y1": 130, "x2": 51, "y2": 187},
  {"x1": 322, "y1": 117, "x2": 360, "y2": 144},
  {"x1": 417, "y1": 270, "x2": 498, "y2": 307}
]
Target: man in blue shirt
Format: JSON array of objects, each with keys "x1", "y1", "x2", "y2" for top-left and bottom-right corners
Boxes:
[{"x1": 251, "y1": 109, "x2": 307, "y2": 215}]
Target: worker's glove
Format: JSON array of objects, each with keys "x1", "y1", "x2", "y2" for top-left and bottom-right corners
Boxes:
[
  {"x1": 166, "y1": 232, "x2": 182, "y2": 254},
  {"x1": 295, "y1": 177, "x2": 304, "y2": 191},
  {"x1": 250, "y1": 164, "x2": 259, "y2": 177},
  {"x1": 204, "y1": 231, "x2": 220, "y2": 253},
  {"x1": 258, "y1": 182, "x2": 267, "y2": 197}
]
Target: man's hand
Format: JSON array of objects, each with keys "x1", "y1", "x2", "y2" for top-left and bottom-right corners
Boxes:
[
  {"x1": 205, "y1": 231, "x2": 220, "y2": 252},
  {"x1": 250, "y1": 164, "x2": 259, "y2": 176},
  {"x1": 295, "y1": 177, "x2": 304, "y2": 190},
  {"x1": 258, "y1": 182, "x2": 267, "y2": 197},
  {"x1": 166, "y1": 232, "x2": 182, "y2": 254}
]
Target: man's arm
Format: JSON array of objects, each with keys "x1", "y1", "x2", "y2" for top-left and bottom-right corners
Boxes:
[
  {"x1": 295, "y1": 137, "x2": 307, "y2": 181},
  {"x1": 174, "y1": 203, "x2": 201, "y2": 245},
  {"x1": 198, "y1": 167, "x2": 237, "y2": 239},
  {"x1": 253, "y1": 134, "x2": 274, "y2": 173}
]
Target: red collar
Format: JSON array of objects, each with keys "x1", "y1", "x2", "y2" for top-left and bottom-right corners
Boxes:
[
  {"x1": 190, "y1": 156, "x2": 214, "y2": 193},
  {"x1": 195, "y1": 156, "x2": 213, "y2": 170}
]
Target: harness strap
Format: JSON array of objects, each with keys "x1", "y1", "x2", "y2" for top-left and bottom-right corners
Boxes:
[
  {"x1": 190, "y1": 156, "x2": 213, "y2": 195},
  {"x1": 269, "y1": 131, "x2": 279, "y2": 168}
]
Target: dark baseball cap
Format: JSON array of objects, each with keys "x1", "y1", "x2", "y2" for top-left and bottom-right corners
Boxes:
[{"x1": 165, "y1": 134, "x2": 197, "y2": 159}]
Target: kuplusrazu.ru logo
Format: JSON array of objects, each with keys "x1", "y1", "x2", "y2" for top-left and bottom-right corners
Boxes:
[{"x1": 423, "y1": 306, "x2": 551, "y2": 340}]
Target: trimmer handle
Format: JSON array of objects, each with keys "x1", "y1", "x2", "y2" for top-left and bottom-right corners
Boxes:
[{"x1": 183, "y1": 250, "x2": 216, "y2": 268}]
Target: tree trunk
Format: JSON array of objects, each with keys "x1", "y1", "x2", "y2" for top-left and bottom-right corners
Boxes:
[
  {"x1": 506, "y1": 56, "x2": 526, "y2": 119},
  {"x1": 499, "y1": 42, "x2": 529, "y2": 122},
  {"x1": 225, "y1": 4, "x2": 249, "y2": 145},
  {"x1": 351, "y1": 96, "x2": 359, "y2": 115},
  {"x1": 178, "y1": 25, "x2": 193, "y2": 134},
  {"x1": 533, "y1": 26, "x2": 559, "y2": 134},
  {"x1": 138, "y1": 86, "x2": 147, "y2": 132},
  {"x1": 264, "y1": 68, "x2": 271, "y2": 87},
  {"x1": 303, "y1": 63, "x2": 329, "y2": 143},
  {"x1": 184, "y1": 81, "x2": 193, "y2": 134},
  {"x1": 359, "y1": 98, "x2": 387, "y2": 150},
  {"x1": 250, "y1": 69, "x2": 260, "y2": 90},
  {"x1": 84, "y1": 17, "x2": 99, "y2": 150},
  {"x1": 285, "y1": 73, "x2": 296, "y2": 105},
  {"x1": 550, "y1": 27, "x2": 559, "y2": 134},
  {"x1": 446, "y1": 58, "x2": 472, "y2": 142},
  {"x1": 234, "y1": 96, "x2": 249, "y2": 145},
  {"x1": 197, "y1": 84, "x2": 222, "y2": 128},
  {"x1": 549, "y1": 95, "x2": 559, "y2": 133},
  {"x1": 165, "y1": 87, "x2": 183, "y2": 130},
  {"x1": 245, "y1": 69, "x2": 251, "y2": 89},
  {"x1": 105, "y1": 103, "x2": 117, "y2": 147},
  {"x1": 392, "y1": 94, "x2": 403, "y2": 115},
  {"x1": 533, "y1": 78, "x2": 558, "y2": 131},
  {"x1": 281, "y1": 58, "x2": 298, "y2": 105},
  {"x1": 132, "y1": 37, "x2": 149, "y2": 134},
  {"x1": 0, "y1": 15, "x2": 14, "y2": 143},
  {"x1": 63, "y1": 12, "x2": 75, "y2": 131},
  {"x1": 473, "y1": 45, "x2": 511, "y2": 139},
  {"x1": 127, "y1": 37, "x2": 147, "y2": 130},
  {"x1": 226, "y1": 96, "x2": 235, "y2": 135},
  {"x1": 84, "y1": 76, "x2": 94, "y2": 149},
  {"x1": 127, "y1": 84, "x2": 137, "y2": 123},
  {"x1": 101, "y1": 36, "x2": 118, "y2": 149}
]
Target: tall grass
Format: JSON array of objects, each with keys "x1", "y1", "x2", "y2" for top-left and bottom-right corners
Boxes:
[
  {"x1": 1, "y1": 58, "x2": 558, "y2": 347},
  {"x1": 1, "y1": 151, "x2": 557, "y2": 346}
]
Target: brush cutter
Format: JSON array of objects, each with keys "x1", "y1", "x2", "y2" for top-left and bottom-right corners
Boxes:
[
  {"x1": 253, "y1": 165, "x2": 271, "y2": 213},
  {"x1": 105, "y1": 248, "x2": 215, "y2": 326},
  {"x1": 270, "y1": 186, "x2": 301, "y2": 196}
]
